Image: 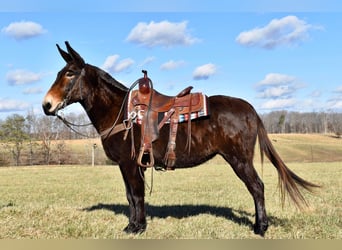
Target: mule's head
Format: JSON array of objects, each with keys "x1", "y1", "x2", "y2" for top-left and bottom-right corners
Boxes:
[{"x1": 42, "y1": 41, "x2": 86, "y2": 116}]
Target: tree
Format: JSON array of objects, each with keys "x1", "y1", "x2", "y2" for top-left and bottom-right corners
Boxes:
[
  {"x1": 37, "y1": 116, "x2": 60, "y2": 165},
  {"x1": 26, "y1": 109, "x2": 40, "y2": 165},
  {"x1": 329, "y1": 112, "x2": 342, "y2": 138},
  {"x1": 0, "y1": 114, "x2": 28, "y2": 166},
  {"x1": 278, "y1": 113, "x2": 286, "y2": 133}
]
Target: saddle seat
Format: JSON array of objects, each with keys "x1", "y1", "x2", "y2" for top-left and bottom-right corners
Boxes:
[
  {"x1": 132, "y1": 86, "x2": 194, "y2": 112},
  {"x1": 127, "y1": 71, "x2": 209, "y2": 170}
]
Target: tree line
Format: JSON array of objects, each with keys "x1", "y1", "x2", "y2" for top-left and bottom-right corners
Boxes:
[
  {"x1": 0, "y1": 110, "x2": 341, "y2": 166},
  {"x1": 260, "y1": 110, "x2": 342, "y2": 136},
  {"x1": 0, "y1": 111, "x2": 103, "y2": 166}
]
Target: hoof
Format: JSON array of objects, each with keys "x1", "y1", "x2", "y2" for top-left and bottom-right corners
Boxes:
[
  {"x1": 254, "y1": 222, "x2": 268, "y2": 237},
  {"x1": 123, "y1": 223, "x2": 146, "y2": 234}
]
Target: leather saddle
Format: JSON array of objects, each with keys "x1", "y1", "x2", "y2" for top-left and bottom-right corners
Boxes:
[{"x1": 127, "y1": 70, "x2": 209, "y2": 170}]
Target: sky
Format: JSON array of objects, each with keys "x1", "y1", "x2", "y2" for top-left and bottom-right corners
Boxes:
[{"x1": 1, "y1": 0, "x2": 342, "y2": 120}]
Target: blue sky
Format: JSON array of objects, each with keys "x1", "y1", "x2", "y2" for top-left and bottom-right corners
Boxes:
[{"x1": 1, "y1": 1, "x2": 342, "y2": 119}]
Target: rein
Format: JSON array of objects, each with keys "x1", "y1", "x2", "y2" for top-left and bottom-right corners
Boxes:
[
  {"x1": 56, "y1": 112, "x2": 93, "y2": 138},
  {"x1": 99, "y1": 72, "x2": 150, "y2": 140}
]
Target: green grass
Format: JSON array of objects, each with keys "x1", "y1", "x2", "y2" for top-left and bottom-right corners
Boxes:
[{"x1": 0, "y1": 162, "x2": 341, "y2": 239}]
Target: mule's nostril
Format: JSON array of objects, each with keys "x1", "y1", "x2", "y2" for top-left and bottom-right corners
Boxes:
[
  {"x1": 42, "y1": 101, "x2": 53, "y2": 115},
  {"x1": 45, "y1": 102, "x2": 52, "y2": 110}
]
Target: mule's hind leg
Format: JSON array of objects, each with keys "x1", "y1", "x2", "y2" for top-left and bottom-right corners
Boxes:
[{"x1": 225, "y1": 157, "x2": 268, "y2": 236}]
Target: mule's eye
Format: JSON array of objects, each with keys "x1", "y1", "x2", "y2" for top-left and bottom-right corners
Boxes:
[{"x1": 66, "y1": 70, "x2": 74, "y2": 77}]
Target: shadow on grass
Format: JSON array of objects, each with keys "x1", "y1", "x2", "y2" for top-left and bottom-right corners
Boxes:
[
  {"x1": 0, "y1": 202, "x2": 15, "y2": 210},
  {"x1": 82, "y1": 203, "x2": 287, "y2": 230}
]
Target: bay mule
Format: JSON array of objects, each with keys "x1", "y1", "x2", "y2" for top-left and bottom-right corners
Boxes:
[{"x1": 42, "y1": 42, "x2": 319, "y2": 236}]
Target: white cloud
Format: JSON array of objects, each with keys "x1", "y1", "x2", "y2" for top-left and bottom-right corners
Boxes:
[
  {"x1": 327, "y1": 97, "x2": 342, "y2": 110},
  {"x1": 126, "y1": 20, "x2": 199, "y2": 48},
  {"x1": 140, "y1": 56, "x2": 156, "y2": 67},
  {"x1": 114, "y1": 58, "x2": 135, "y2": 72},
  {"x1": 256, "y1": 73, "x2": 306, "y2": 110},
  {"x1": 326, "y1": 86, "x2": 342, "y2": 110},
  {"x1": 101, "y1": 55, "x2": 134, "y2": 73},
  {"x1": 236, "y1": 15, "x2": 321, "y2": 49},
  {"x1": 192, "y1": 63, "x2": 217, "y2": 80},
  {"x1": 23, "y1": 87, "x2": 43, "y2": 95},
  {"x1": 309, "y1": 90, "x2": 322, "y2": 98},
  {"x1": 260, "y1": 98, "x2": 297, "y2": 110},
  {"x1": 258, "y1": 85, "x2": 294, "y2": 98},
  {"x1": 257, "y1": 73, "x2": 296, "y2": 86},
  {"x1": 6, "y1": 69, "x2": 42, "y2": 85},
  {"x1": 2, "y1": 21, "x2": 47, "y2": 40},
  {"x1": 330, "y1": 100, "x2": 342, "y2": 109},
  {"x1": 0, "y1": 98, "x2": 30, "y2": 112},
  {"x1": 256, "y1": 73, "x2": 304, "y2": 99},
  {"x1": 101, "y1": 55, "x2": 119, "y2": 71},
  {"x1": 160, "y1": 60, "x2": 185, "y2": 70},
  {"x1": 334, "y1": 85, "x2": 342, "y2": 93},
  {"x1": 256, "y1": 73, "x2": 301, "y2": 99}
]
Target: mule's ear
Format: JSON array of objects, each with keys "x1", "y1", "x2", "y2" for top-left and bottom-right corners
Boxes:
[
  {"x1": 65, "y1": 41, "x2": 85, "y2": 68},
  {"x1": 57, "y1": 44, "x2": 72, "y2": 63}
]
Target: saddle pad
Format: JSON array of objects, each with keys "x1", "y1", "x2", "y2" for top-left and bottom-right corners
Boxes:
[
  {"x1": 126, "y1": 91, "x2": 209, "y2": 125},
  {"x1": 158, "y1": 93, "x2": 209, "y2": 124}
]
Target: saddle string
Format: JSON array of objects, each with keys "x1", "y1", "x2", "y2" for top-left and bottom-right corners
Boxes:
[{"x1": 138, "y1": 166, "x2": 154, "y2": 196}]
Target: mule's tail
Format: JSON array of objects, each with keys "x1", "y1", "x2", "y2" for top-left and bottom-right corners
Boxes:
[{"x1": 257, "y1": 116, "x2": 320, "y2": 209}]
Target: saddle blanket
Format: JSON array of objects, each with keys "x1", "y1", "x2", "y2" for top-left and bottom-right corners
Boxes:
[{"x1": 126, "y1": 91, "x2": 210, "y2": 125}]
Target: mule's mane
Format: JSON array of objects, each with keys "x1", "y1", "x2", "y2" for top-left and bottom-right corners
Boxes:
[{"x1": 91, "y1": 64, "x2": 128, "y2": 93}]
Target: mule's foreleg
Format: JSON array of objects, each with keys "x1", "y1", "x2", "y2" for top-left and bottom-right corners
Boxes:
[{"x1": 120, "y1": 164, "x2": 147, "y2": 234}]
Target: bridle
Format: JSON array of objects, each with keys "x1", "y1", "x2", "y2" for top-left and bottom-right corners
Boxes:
[
  {"x1": 54, "y1": 66, "x2": 144, "y2": 140},
  {"x1": 62, "y1": 68, "x2": 86, "y2": 109},
  {"x1": 55, "y1": 67, "x2": 93, "y2": 137}
]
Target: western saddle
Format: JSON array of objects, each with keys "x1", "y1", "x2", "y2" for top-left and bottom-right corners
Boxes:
[{"x1": 126, "y1": 70, "x2": 209, "y2": 170}]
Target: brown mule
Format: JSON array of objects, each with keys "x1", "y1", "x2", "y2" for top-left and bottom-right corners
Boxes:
[{"x1": 42, "y1": 42, "x2": 319, "y2": 236}]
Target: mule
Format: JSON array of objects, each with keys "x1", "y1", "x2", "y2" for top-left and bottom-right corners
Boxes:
[{"x1": 42, "y1": 42, "x2": 319, "y2": 236}]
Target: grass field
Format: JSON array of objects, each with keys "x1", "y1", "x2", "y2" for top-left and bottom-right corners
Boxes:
[
  {"x1": 0, "y1": 161, "x2": 341, "y2": 239},
  {"x1": 0, "y1": 133, "x2": 341, "y2": 239}
]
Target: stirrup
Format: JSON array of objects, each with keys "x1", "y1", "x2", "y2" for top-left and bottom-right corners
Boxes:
[{"x1": 137, "y1": 146, "x2": 155, "y2": 167}]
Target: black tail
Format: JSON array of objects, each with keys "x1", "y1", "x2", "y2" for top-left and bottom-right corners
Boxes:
[{"x1": 257, "y1": 116, "x2": 320, "y2": 209}]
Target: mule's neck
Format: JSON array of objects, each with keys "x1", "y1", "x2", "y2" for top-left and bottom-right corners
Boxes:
[{"x1": 81, "y1": 65, "x2": 128, "y2": 134}]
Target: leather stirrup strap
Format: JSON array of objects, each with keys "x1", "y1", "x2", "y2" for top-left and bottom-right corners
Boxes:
[
  {"x1": 185, "y1": 94, "x2": 192, "y2": 154},
  {"x1": 164, "y1": 109, "x2": 179, "y2": 169}
]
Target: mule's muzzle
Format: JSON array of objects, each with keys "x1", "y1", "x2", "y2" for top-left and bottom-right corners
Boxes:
[{"x1": 42, "y1": 101, "x2": 55, "y2": 116}]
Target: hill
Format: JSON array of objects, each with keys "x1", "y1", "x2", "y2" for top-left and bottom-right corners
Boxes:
[
  {"x1": 208, "y1": 133, "x2": 342, "y2": 165},
  {"x1": 60, "y1": 133, "x2": 342, "y2": 165}
]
